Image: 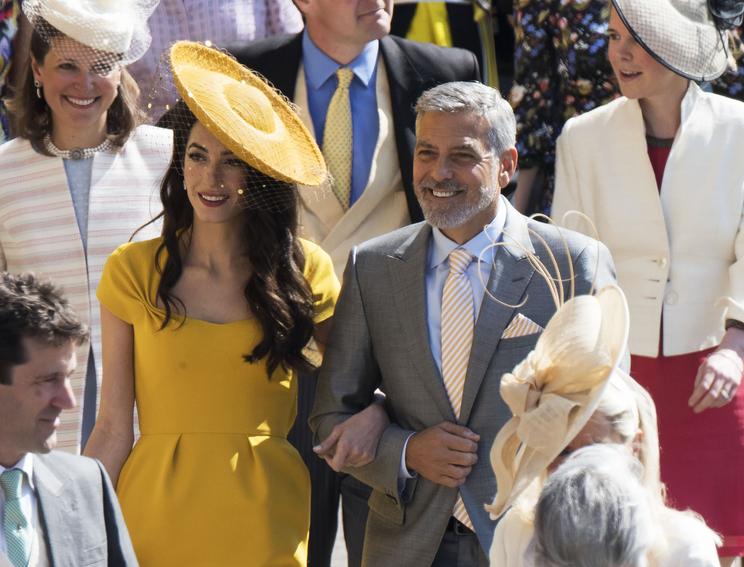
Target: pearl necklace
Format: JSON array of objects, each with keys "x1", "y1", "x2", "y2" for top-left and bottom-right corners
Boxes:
[{"x1": 43, "y1": 135, "x2": 114, "y2": 160}]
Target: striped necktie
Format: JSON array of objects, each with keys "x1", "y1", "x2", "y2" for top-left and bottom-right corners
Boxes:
[
  {"x1": 1, "y1": 469, "x2": 31, "y2": 567},
  {"x1": 441, "y1": 248, "x2": 475, "y2": 530},
  {"x1": 322, "y1": 67, "x2": 354, "y2": 210}
]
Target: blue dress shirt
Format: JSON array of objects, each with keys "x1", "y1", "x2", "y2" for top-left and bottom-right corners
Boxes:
[{"x1": 302, "y1": 31, "x2": 380, "y2": 205}]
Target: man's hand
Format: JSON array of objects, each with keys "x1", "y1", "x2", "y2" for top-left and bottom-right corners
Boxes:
[
  {"x1": 313, "y1": 401, "x2": 390, "y2": 472},
  {"x1": 405, "y1": 421, "x2": 479, "y2": 488}
]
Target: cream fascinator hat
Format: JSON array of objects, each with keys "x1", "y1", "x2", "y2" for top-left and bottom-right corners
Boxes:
[
  {"x1": 23, "y1": 0, "x2": 159, "y2": 65},
  {"x1": 611, "y1": 0, "x2": 744, "y2": 81},
  {"x1": 168, "y1": 41, "x2": 327, "y2": 187},
  {"x1": 485, "y1": 284, "x2": 630, "y2": 519}
]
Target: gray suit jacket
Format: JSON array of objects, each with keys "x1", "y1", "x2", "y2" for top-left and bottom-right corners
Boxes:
[
  {"x1": 310, "y1": 200, "x2": 616, "y2": 566},
  {"x1": 33, "y1": 452, "x2": 137, "y2": 567}
]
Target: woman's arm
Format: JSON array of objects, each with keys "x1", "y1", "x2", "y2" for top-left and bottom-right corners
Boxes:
[{"x1": 83, "y1": 306, "x2": 136, "y2": 486}]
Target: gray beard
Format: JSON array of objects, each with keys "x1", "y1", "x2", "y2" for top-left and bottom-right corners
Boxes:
[{"x1": 419, "y1": 184, "x2": 495, "y2": 230}]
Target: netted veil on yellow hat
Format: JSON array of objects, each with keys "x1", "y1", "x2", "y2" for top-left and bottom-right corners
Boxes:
[
  {"x1": 485, "y1": 284, "x2": 630, "y2": 519},
  {"x1": 168, "y1": 41, "x2": 327, "y2": 187}
]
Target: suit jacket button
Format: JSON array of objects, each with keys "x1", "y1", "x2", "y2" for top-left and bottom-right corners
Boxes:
[{"x1": 664, "y1": 290, "x2": 678, "y2": 305}]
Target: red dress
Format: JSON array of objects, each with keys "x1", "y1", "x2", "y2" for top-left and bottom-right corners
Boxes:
[{"x1": 631, "y1": 138, "x2": 744, "y2": 556}]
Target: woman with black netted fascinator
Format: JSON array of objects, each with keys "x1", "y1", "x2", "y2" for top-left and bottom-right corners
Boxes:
[{"x1": 552, "y1": 0, "x2": 744, "y2": 563}]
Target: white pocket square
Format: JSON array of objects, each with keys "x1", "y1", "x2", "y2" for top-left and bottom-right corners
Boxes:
[{"x1": 501, "y1": 313, "x2": 543, "y2": 339}]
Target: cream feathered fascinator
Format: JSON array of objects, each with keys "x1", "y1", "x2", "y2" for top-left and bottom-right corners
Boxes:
[{"x1": 483, "y1": 217, "x2": 630, "y2": 520}]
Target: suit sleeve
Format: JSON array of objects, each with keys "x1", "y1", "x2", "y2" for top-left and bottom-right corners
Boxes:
[
  {"x1": 309, "y1": 248, "x2": 413, "y2": 498},
  {"x1": 97, "y1": 460, "x2": 139, "y2": 567},
  {"x1": 573, "y1": 238, "x2": 617, "y2": 296}
]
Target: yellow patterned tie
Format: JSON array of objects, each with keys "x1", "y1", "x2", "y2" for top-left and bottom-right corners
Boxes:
[
  {"x1": 441, "y1": 248, "x2": 475, "y2": 531},
  {"x1": 322, "y1": 67, "x2": 354, "y2": 210}
]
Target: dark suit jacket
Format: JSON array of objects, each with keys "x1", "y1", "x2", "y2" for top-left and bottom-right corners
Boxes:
[
  {"x1": 310, "y1": 200, "x2": 617, "y2": 566},
  {"x1": 228, "y1": 33, "x2": 481, "y2": 223},
  {"x1": 33, "y1": 452, "x2": 137, "y2": 567}
]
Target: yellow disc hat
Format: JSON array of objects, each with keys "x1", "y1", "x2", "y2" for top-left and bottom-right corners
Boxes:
[{"x1": 168, "y1": 41, "x2": 327, "y2": 187}]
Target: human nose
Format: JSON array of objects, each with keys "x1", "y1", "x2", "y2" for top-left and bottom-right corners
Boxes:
[
  {"x1": 616, "y1": 37, "x2": 635, "y2": 61},
  {"x1": 431, "y1": 156, "x2": 453, "y2": 181},
  {"x1": 54, "y1": 378, "x2": 77, "y2": 410}
]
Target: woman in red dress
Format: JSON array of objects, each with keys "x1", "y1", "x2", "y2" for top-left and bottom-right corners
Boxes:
[{"x1": 552, "y1": 0, "x2": 744, "y2": 563}]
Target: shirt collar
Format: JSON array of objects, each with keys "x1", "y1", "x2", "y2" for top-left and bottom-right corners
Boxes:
[
  {"x1": 429, "y1": 197, "x2": 508, "y2": 270},
  {"x1": 302, "y1": 29, "x2": 379, "y2": 90},
  {"x1": 0, "y1": 453, "x2": 35, "y2": 492}
]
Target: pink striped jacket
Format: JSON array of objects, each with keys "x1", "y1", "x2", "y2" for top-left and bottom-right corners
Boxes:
[{"x1": 0, "y1": 125, "x2": 172, "y2": 452}]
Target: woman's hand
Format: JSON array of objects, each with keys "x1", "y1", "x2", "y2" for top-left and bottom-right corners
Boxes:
[
  {"x1": 688, "y1": 327, "x2": 744, "y2": 413},
  {"x1": 313, "y1": 396, "x2": 390, "y2": 472}
]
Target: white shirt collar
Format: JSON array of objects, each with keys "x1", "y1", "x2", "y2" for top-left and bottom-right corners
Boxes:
[{"x1": 0, "y1": 453, "x2": 35, "y2": 492}]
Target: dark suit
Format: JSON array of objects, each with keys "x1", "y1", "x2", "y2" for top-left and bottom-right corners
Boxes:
[
  {"x1": 31, "y1": 451, "x2": 137, "y2": 566},
  {"x1": 229, "y1": 32, "x2": 480, "y2": 225},
  {"x1": 227, "y1": 32, "x2": 480, "y2": 567}
]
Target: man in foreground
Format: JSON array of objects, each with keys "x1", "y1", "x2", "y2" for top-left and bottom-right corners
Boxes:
[{"x1": 0, "y1": 272, "x2": 137, "y2": 567}]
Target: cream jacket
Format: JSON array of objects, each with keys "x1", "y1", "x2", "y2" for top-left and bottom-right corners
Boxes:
[
  {"x1": 0, "y1": 125, "x2": 172, "y2": 451},
  {"x1": 294, "y1": 59, "x2": 410, "y2": 278},
  {"x1": 553, "y1": 83, "x2": 744, "y2": 357}
]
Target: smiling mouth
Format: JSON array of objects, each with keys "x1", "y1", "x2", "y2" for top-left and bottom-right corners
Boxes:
[
  {"x1": 619, "y1": 70, "x2": 641, "y2": 79},
  {"x1": 198, "y1": 193, "x2": 230, "y2": 207},
  {"x1": 64, "y1": 95, "x2": 98, "y2": 108}
]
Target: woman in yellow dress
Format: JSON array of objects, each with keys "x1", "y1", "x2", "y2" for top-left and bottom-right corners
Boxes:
[{"x1": 84, "y1": 42, "x2": 340, "y2": 566}]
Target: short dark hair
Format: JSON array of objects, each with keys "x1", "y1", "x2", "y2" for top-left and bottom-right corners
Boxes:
[
  {"x1": 0, "y1": 272, "x2": 88, "y2": 385},
  {"x1": 5, "y1": 19, "x2": 144, "y2": 152}
]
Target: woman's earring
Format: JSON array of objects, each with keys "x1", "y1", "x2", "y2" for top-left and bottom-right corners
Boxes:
[{"x1": 34, "y1": 80, "x2": 42, "y2": 99}]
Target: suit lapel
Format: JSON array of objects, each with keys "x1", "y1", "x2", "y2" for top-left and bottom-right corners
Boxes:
[
  {"x1": 33, "y1": 456, "x2": 67, "y2": 567},
  {"x1": 379, "y1": 36, "x2": 423, "y2": 222},
  {"x1": 265, "y1": 34, "x2": 303, "y2": 100},
  {"x1": 388, "y1": 224, "x2": 456, "y2": 420},
  {"x1": 460, "y1": 203, "x2": 536, "y2": 424}
]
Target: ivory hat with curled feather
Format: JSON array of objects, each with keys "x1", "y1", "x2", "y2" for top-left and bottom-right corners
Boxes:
[{"x1": 485, "y1": 284, "x2": 630, "y2": 519}]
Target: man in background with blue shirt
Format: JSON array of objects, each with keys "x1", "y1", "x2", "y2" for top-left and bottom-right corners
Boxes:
[{"x1": 230, "y1": 2, "x2": 480, "y2": 564}]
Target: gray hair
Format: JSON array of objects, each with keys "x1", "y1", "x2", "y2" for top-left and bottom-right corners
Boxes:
[
  {"x1": 414, "y1": 81, "x2": 516, "y2": 155},
  {"x1": 531, "y1": 445, "x2": 655, "y2": 567}
]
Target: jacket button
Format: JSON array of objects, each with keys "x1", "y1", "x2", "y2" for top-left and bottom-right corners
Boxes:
[{"x1": 664, "y1": 290, "x2": 678, "y2": 305}]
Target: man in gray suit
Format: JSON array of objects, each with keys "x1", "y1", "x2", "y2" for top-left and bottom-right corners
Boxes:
[
  {"x1": 310, "y1": 81, "x2": 616, "y2": 566},
  {"x1": 0, "y1": 273, "x2": 137, "y2": 567}
]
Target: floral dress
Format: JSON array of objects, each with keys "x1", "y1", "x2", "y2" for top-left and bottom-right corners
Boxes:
[
  {"x1": 510, "y1": 0, "x2": 618, "y2": 214},
  {"x1": 712, "y1": 26, "x2": 744, "y2": 101},
  {"x1": 0, "y1": 0, "x2": 18, "y2": 144}
]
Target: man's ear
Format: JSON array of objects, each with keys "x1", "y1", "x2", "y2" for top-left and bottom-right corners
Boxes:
[
  {"x1": 293, "y1": 0, "x2": 311, "y2": 17},
  {"x1": 497, "y1": 148, "x2": 518, "y2": 189}
]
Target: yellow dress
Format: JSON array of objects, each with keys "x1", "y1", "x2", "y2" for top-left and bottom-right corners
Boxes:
[{"x1": 97, "y1": 237, "x2": 340, "y2": 567}]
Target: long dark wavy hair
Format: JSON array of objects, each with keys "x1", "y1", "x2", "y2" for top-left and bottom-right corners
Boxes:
[{"x1": 144, "y1": 101, "x2": 316, "y2": 377}]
